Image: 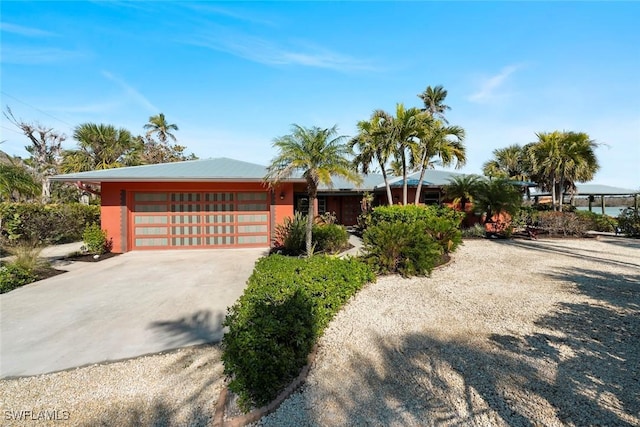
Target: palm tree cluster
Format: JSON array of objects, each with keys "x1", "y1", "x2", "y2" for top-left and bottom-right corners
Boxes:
[
  {"x1": 482, "y1": 131, "x2": 599, "y2": 211},
  {"x1": 3, "y1": 110, "x2": 196, "y2": 203},
  {"x1": 351, "y1": 85, "x2": 467, "y2": 206}
]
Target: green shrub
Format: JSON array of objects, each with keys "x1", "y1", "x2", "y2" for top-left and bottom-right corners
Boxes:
[
  {"x1": 274, "y1": 213, "x2": 350, "y2": 255},
  {"x1": 462, "y1": 223, "x2": 486, "y2": 238},
  {"x1": 7, "y1": 244, "x2": 48, "y2": 272},
  {"x1": 574, "y1": 210, "x2": 618, "y2": 232},
  {"x1": 82, "y1": 223, "x2": 111, "y2": 254},
  {"x1": 618, "y1": 207, "x2": 640, "y2": 237},
  {"x1": 273, "y1": 212, "x2": 307, "y2": 254},
  {"x1": 368, "y1": 205, "x2": 463, "y2": 254},
  {"x1": 0, "y1": 263, "x2": 38, "y2": 294},
  {"x1": 535, "y1": 211, "x2": 590, "y2": 236},
  {"x1": 222, "y1": 255, "x2": 374, "y2": 410},
  {"x1": 362, "y1": 220, "x2": 442, "y2": 277},
  {"x1": 0, "y1": 203, "x2": 100, "y2": 246},
  {"x1": 311, "y1": 223, "x2": 349, "y2": 254}
]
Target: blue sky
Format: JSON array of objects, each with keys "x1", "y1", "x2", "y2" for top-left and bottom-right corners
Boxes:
[{"x1": 1, "y1": 1, "x2": 639, "y2": 188}]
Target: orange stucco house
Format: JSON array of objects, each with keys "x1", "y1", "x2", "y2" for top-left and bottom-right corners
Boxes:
[{"x1": 52, "y1": 158, "x2": 464, "y2": 253}]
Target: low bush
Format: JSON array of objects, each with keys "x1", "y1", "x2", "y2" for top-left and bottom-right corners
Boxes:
[
  {"x1": 0, "y1": 203, "x2": 100, "y2": 246},
  {"x1": 222, "y1": 255, "x2": 374, "y2": 410},
  {"x1": 535, "y1": 211, "x2": 590, "y2": 236},
  {"x1": 574, "y1": 210, "x2": 618, "y2": 232},
  {"x1": 462, "y1": 223, "x2": 486, "y2": 238},
  {"x1": 82, "y1": 223, "x2": 112, "y2": 254},
  {"x1": 367, "y1": 204, "x2": 463, "y2": 253},
  {"x1": 362, "y1": 220, "x2": 442, "y2": 276},
  {"x1": 310, "y1": 223, "x2": 349, "y2": 254},
  {"x1": 0, "y1": 263, "x2": 38, "y2": 294},
  {"x1": 618, "y1": 207, "x2": 640, "y2": 237},
  {"x1": 273, "y1": 213, "x2": 350, "y2": 255}
]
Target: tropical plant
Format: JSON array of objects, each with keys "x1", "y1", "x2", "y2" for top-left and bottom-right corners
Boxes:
[
  {"x1": 482, "y1": 144, "x2": 529, "y2": 181},
  {"x1": 528, "y1": 131, "x2": 599, "y2": 211},
  {"x1": 387, "y1": 103, "x2": 430, "y2": 205},
  {"x1": 143, "y1": 113, "x2": 179, "y2": 144},
  {"x1": 444, "y1": 174, "x2": 483, "y2": 212},
  {"x1": 474, "y1": 179, "x2": 523, "y2": 226},
  {"x1": 350, "y1": 111, "x2": 394, "y2": 205},
  {"x1": 61, "y1": 123, "x2": 140, "y2": 172},
  {"x1": 417, "y1": 85, "x2": 451, "y2": 123},
  {"x1": 265, "y1": 124, "x2": 361, "y2": 256},
  {"x1": 0, "y1": 155, "x2": 39, "y2": 201},
  {"x1": 412, "y1": 121, "x2": 466, "y2": 204},
  {"x1": 82, "y1": 223, "x2": 112, "y2": 254}
]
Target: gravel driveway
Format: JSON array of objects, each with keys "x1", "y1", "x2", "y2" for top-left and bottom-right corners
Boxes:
[
  {"x1": 261, "y1": 237, "x2": 640, "y2": 426},
  {"x1": 2, "y1": 237, "x2": 638, "y2": 426}
]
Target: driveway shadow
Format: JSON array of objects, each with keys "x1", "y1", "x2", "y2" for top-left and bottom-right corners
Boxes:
[{"x1": 149, "y1": 310, "x2": 225, "y2": 348}]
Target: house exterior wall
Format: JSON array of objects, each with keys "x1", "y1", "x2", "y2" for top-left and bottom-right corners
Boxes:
[{"x1": 101, "y1": 181, "x2": 294, "y2": 253}]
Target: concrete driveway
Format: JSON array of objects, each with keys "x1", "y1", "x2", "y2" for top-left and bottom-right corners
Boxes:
[{"x1": 0, "y1": 248, "x2": 266, "y2": 378}]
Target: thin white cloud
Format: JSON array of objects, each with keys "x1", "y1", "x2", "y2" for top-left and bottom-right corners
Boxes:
[
  {"x1": 101, "y1": 71, "x2": 159, "y2": 113},
  {"x1": 185, "y1": 4, "x2": 277, "y2": 27},
  {"x1": 469, "y1": 64, "x2": 521, "y2": 103},
  {"x1": 0, "y1": 22, "x2": 57, "y2": 37},
  {"x1": 186, "y1": 32, "x2": 376, "y2": 73},
  {"x1": 1, "y1": 46, "x2": 89, "y2": 65}
]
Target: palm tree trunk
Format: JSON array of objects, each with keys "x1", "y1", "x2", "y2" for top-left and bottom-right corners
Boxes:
[
  {"x1": 380, "y1": 168, "x2": 393, "y2": 206},
  {"x1": 306, "y1": 184, "x2": 317, "y2": 257},
  {"x1": 401, "y1": 153, "x2": 408, "y2": 205},
  {"x1": 551, "y1": 176, "x2": 557, "y2": 211},
  {"x1": 414, "y1": 153, "x2": 428, "y2": 205}
]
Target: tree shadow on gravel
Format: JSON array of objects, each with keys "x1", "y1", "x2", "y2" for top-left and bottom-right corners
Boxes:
[
  {"x1": 149, "y1": 310, "x2": 225, "y2": 348},
  {"x1": 80, "y1": 398, "x2": 213, "y2": 427},
  {"x1": 491, "y1": 239, "x2": 640, "y2": 269},
  {"x1": 598, "y1": 237, "x2": 640, "y2": 250},
  {"x1": 305, "y1": 269, "x2": 639, "y2": 426}
]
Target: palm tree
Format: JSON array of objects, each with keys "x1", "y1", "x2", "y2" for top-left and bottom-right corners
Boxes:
[
  {"x1": 0, "y1": 154, "x2": 38, "y2": 201},
  {"x1": 350, "y1": 111, "x2": 394, "y2": 205},
  {"x1": 473, "y1": 178, "x2": 523, "y2": 228},
  {"x1": 265, "y1": 125, "x2": 361, "y2": 256},
  {"x1": 444, "y1": 174, "x2": 482, "y2": 213},
  {"x1": 61, "y1": 123, "x2": 140, "y2": 173},
  {"x1": 387, "y1": 104, "x2": 429, "y2": 205},
  {"x1": 144, "y1": 113, "x2": 178, "y2": 144},
  {"x1": 412, "y1": 121, "x2": 466, "y2": 204},
  {"x1": 418, "y1": 85, "x2": 451, "y2": 123},
  {"x1": 529, "y1": 131, "x2": 599, "y2": 210},
  {"x1": 482, "y1": 144, "x2": 528, "y2": 181}
]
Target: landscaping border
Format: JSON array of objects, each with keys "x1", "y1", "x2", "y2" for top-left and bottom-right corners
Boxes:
[{"x1": 213, "y1": 344, "x2": 319, "y2": 427}]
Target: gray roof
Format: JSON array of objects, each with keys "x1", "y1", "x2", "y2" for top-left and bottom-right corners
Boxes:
[
  {"x1": 532, "y1": 184, "x2": 639, "y2": 196},
  {"x1": 51, "y1": 157, "x2": 480, "y2": 192},
  {"x1": 376, "y1": 170, "x2": 465, "y2": 189},
  {"x1": 50, "y1": 158, "x2": 289, "y2": 183}
]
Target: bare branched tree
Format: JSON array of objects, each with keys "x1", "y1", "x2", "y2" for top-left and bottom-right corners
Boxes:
[{"x1": 4, "y1": 106, "x2": 65, "y2": 203}]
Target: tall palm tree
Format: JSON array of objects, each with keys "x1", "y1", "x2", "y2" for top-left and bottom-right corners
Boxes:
[
  {"x1": 418, "y1": 85, "x2": 451, "y2": 123},
  {"x1": 265, "y1": 125, "x2": 361, "y2": 256},
  {"x1": 412, "y1": 121, "x2": 466, "y2": 204},
  {"x1": 61, "y1": 123, "x2": 140, "y2": 173},
  {"x1": 482, "y1": 144, "x2": 528, "y2": 181},
  {"x1": 350, "y1": 111, "x2": 394, "y2": 205},
  {"x1": 529, "y1": 131, "x2": 599, "y2": 210},
  {"x1": 144, "y1": 113, "x2": 178, "y2": 144},
  {"x1": 387, "y1": 103, "x2": 429, "y2": 205}
]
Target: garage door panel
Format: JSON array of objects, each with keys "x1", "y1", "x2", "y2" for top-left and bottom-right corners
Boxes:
[{"x1": 131, "y1": 191, "x2": 269, "y2": 249}]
